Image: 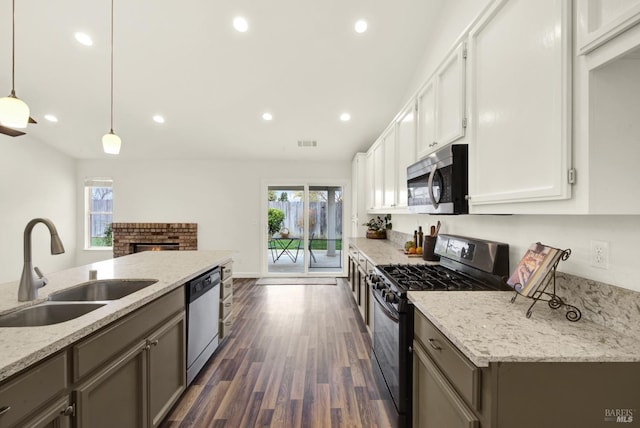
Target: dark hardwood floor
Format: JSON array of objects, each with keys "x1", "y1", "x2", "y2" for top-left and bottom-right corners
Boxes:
[{"x1": 160, "y1": 278, "x2": 395, "y2": 428}]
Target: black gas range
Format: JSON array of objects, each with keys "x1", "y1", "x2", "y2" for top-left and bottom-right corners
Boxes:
[{"x1": 368, "y1": 234, "x2": 511, "y2": 428}]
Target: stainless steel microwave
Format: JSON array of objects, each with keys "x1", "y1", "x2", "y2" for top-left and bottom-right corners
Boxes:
[{"x1": 406, "y1": 144, "x2": 468, "y2": 214}]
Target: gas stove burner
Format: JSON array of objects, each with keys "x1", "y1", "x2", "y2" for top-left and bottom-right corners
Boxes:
[{"x1": 376, "y1": 263, "x2": 500, "y2": 292}]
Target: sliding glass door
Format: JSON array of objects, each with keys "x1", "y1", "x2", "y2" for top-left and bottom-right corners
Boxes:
[{"x1": 265, "y1": 184, "x2": 343, "y2": 275}]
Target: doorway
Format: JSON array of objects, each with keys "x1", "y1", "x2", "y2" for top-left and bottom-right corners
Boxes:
[{"x1": 265, "y1": 184, "x2": 343, "y2": 276}]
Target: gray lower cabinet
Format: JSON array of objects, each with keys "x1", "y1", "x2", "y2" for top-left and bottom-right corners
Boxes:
[
  {"x1": 75, "y1": 341, "x2": 148, "y2": 428},
  {"x1": 0, "y1": 351, "x2": 71, "y2": 428},
  {"x1": 0, "y1": 287, "x2": 186, "y2": 428},
  {"x1": 413, "y1": 310, "x2": 640, "y2": 428},
  {"x1": 73, "y1": 288, "x2": 186, "y2": 428},
  {"x1": 74, "y1": 312, "x2": 185, "y2": 428},
  {"x1": 413, "y1": 341, "x2": 479, "y2": 428},
  {"x1": 219, "y1": 261, "x2": 233, "y2": 341},
  {"x1": 148, "y1": 313, "x2": 186, "y2": 427}
]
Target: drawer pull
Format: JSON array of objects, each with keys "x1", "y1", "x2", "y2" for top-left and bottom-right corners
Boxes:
[
  {"x1": 224, "y1": 302, "x2": 232, "y2": 308},
  {"x1": 428, "y1": 338, "x2": 442, "y2": 351},
  {"x1": 0, "y1": 406, "x2": 11, "y2": 416},
  {"x1": 150, "y1": 339, "x2": 159, "y2": 347}
]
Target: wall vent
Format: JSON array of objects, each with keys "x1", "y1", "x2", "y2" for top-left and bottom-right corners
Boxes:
[{"x1": 297, "y1": 140, "x2": 317, "y2": 147}]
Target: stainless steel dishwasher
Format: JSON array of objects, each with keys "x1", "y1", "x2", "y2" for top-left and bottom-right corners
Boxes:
[{"x1": 186, "y1": 266, "x2": 220, "y2": 385}]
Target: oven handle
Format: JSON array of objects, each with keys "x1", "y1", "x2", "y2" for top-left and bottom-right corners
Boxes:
[
  {"x1": 372, "y1": 287, "x2": 399, "y2": 323},
  {"x1": 427, "y1": 164, "x2": 440, "y2": 209}
]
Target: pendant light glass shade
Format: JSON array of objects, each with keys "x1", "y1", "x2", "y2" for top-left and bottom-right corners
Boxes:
[
  {"x1": 102, "y1": 130, "x2": 121, "y2": 154},
  {"x1": 0, "y1": 93, "x2": 30, "y2": 128}
]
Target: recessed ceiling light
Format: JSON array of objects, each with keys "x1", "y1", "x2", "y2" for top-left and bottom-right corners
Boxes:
[
  {"x1": 355, "y1": 20, "x2": 368, "y2": 34},
  {"x1": 262, "y1": 112, "x2": 273, "y2": 121},
  {"x1": 233, "y1": 16, "x2": 249, "y2": 33},
  {"x1": 74, "y1": 32, "x2": 93, "y2": 46},
  {"x1": 44, "y1": 114, "x2": 58, "y2": 123},
  {"x1": 153, "y1": 115, "x2": 165, "y2": 124},
  {"x1": 340, "y1": 112, "x2": 351, "y2": 122}
]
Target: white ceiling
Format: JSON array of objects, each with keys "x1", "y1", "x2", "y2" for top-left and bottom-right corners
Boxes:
[{"x1": 0, "y1": 0, "x2": 444, "y2": 161}]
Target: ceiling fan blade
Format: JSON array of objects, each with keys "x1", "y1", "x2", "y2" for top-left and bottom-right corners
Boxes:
[
  {"x1": 0, "y1": 125, "x2": 26, "y2": 137},
  {"x1": 29, "y1": 116, "x2": 37, "y2": 124}
]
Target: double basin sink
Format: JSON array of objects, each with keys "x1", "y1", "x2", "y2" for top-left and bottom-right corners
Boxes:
[{"x1": 0, "y1": 279, "x2": 158, "y2": 327}]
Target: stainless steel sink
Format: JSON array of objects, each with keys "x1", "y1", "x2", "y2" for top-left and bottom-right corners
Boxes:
[
  {"x1": 0, "y1": 302, "x2": 106, "y2": 327},
  {"x1": 48, "y1": 279, "x2": 158, "y2": 302}
]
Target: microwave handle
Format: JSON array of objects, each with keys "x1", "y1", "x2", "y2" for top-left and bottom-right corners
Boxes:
[{"x1": 427, "y1": 165, "x2": 440, "y2": 209}]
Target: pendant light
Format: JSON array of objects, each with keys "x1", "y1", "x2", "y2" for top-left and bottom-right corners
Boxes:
[
  {"x1": 0, "y1": 0, "x2": 31, "y2": 129},
  {"x1": 102, "y1": 0, "x2": 121, "y2": 154}
]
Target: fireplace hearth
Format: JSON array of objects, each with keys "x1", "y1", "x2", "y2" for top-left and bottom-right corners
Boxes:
[{"x1": 112, "y1": 223, "x2": 197, "y2": 258}]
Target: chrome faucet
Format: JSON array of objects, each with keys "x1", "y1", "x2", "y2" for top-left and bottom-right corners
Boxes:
[{"x1": 18, "y1": 218, "x2": 65, "y2": 301}]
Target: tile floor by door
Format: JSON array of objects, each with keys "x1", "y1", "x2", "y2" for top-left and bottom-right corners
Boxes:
[{"x1": 160, "y1": 278, "x2": 395, "y2": 428}]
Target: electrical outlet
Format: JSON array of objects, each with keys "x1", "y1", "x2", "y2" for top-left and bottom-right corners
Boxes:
[{"x1": 590, "y1": 240, "x2": 609, "y2": 269}]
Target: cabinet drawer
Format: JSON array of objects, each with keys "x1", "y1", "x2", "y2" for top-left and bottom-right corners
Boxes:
[
  {"x1": 73, "y1": 287, "x2": 185, "y2": 382},
  {"x1": 219, "y1": 315, "x2": 233, "y2": 340},
  {"x1": 220, "y1": 294, "x2": 233, "y2": 320},
  {"x1": 221, "y1": 262, "x2": 233, "y2": 281},
  {"x1": 414, "y1": 310, "x2": 481, "y2": 410},
  {"x1": 221, "y1": 278, "x2": 233, "y2": 300},
  {"x1": 0, "y1": 352, "x2": 68, "y2": 428}
]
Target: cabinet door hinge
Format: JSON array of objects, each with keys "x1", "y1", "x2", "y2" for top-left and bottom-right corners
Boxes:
[
  {"x1": 568, "y1": 168, "x2": 577, "y2": 184},
  {"x1": 463, "y1": 43, "x2": 468, "y2": 59},
  {"x1": 462, "y1": 117, "x2": 467, "y2": 128}
]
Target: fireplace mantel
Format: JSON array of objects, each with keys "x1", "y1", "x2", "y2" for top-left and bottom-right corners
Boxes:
[{"x1": 112, "y1": 223, "x2": 197, "y2": 257}]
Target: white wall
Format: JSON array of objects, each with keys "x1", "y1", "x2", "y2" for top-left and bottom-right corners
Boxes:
[
  {"x1": 76, "y1": 159, "x2": 351, "y2": 276},
  {"x1": 0, "y1": 136, "x2": 77, "y2": 284}
]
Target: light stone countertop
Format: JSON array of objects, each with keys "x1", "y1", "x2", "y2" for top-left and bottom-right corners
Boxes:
[
  {"x1": 0, "y1": 250, "x2": 232, "y2": 382},
  {"x1": 349, "y1": 237, "x2": 439, "y2": 266},
  {"x1": 408, "y1": 291, "x2": 640, "y2": 367}
]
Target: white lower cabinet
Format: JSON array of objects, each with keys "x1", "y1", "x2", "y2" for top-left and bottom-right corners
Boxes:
[{"x1": 467, "y1": 0, "x2": 573, "y2": 210}]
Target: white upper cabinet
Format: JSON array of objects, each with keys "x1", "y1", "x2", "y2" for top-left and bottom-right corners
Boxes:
[
  {"x1": 416, "y1": 42, "x2": 467, "y2": 159},
  {"x1": 577, "y1": 0, "x2": 640, "y2": 55},
  {"x1": 435, "y1": 43, "x2": 467, "y2": 149},
  {"x1": 372, "y1": 140, "x2": 384, "y2": 210},
  {"x1": 382, "y1": 124, "x2": 397, "y2": 209},
  {"x1": 365, "y1": 150, "x2": 375, "y2": 211},
  {"x1": 395, "y1": 103, "x2": 417, "y2": 209},
  {"x1": 417, "y1": 79, "x2": 436, "y2": 158},
  {"x1": 467, "y1": 0, "x2": 572, "y2": 208}
]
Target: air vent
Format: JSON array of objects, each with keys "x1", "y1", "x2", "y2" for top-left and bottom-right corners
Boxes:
[{"x1": 297, "y1": 140, "x2": 317, "y2": 147}]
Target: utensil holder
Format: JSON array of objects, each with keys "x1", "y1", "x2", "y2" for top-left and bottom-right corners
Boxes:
[{"x1": 422, "y1": 236, "x2": 440, "y2": 261}]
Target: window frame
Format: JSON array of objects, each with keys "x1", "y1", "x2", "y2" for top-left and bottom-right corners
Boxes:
[{"x1": 84, "y1": 178, "x2": 114, "y2": 250}]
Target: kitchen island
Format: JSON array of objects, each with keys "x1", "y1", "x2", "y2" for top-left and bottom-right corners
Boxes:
[{"x1": 0, "y1": 250, "x2": 231, "y2": 428}]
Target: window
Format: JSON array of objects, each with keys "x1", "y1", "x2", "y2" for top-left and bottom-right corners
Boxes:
[{"x1": 85, "y1": 178, "x2": 113, "y2": 249}]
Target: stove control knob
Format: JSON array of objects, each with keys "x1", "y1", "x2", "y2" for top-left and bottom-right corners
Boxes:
[{"x1": 385, "y1": 292, "x2": 397, "y2": 304}]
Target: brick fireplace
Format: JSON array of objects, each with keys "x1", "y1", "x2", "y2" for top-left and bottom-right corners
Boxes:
[{"x1": 112, "y1": 223, "x2": 198, "y2": 258}]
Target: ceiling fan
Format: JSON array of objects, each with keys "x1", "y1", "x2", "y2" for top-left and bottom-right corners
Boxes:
[{"x1": 0, "y1": 117, "x2": 36, "y2": 137}]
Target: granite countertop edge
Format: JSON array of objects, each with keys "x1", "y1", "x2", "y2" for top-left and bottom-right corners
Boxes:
[{"x1": 0, "y1": 250, "x2": 232, "y2": 382}]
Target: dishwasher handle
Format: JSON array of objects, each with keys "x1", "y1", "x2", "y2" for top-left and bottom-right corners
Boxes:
[{"x1": 187, "y1": 267, "x2": 221, "y2": 303}]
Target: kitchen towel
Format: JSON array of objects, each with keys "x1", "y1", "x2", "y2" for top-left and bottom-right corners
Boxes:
[{"x1": 255, "y1": 277, "x2": 337, "y2": 286}]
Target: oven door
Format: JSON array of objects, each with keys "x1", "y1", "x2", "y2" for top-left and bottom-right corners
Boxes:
[{"x1": 372, "y1": 290, "x2": 401, "y2": 411}]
